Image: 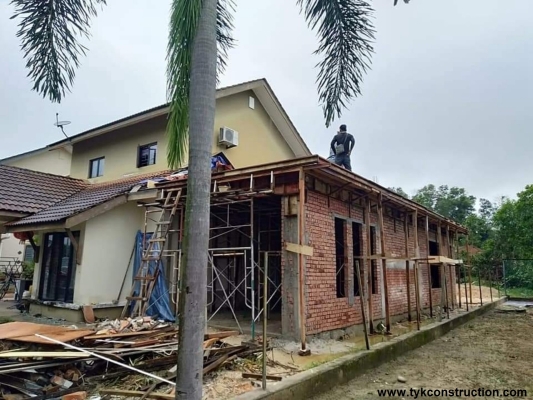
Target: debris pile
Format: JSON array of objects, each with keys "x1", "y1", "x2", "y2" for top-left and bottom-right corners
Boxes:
[{"x1": 0, "y1": 320, "x2": 266, "y2": 399}]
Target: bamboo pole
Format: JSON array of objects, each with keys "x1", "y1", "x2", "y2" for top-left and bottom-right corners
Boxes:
[
  {"x1": 355, "y1": 260, "x2": 370, "y2": 350},
  {"x1": 425, "y1": 216, "x2": 433, "y2": 318},
  {"x1": 377, "y1": 193, "x2": 391, "y2": 334},
  {"x1": 413, "y1": 211, "x2": 421, "y2": 329},
  {"x1": 365, "y1": 198, "x2": 374, "y2": 334},
  {"x1": 404, "y1": 213, "x2": 411, "y2": 322}
]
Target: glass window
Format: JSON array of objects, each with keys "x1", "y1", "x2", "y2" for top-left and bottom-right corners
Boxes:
[
  {"x1": 39, "y1": 232, "x2": 79, "y2": 303},
  {"x1": 89, "y1": 157, "x2": 105, "y2": 178},
  {"x1": 138, "y1": 143, "x2": 157, "y2": 168}
]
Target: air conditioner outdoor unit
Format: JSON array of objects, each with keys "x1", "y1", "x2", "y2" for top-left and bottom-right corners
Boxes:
[{"x1": 219, "y1": 127, "x2": 239, "y2": 148}]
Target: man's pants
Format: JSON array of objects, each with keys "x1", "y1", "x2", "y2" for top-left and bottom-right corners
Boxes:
[{"x1": 334, "y1": 154, "x2": 352, "y2": 171}]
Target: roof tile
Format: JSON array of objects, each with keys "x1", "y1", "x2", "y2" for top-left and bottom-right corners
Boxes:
[{"x1": 0, "y1": 166, "x2": 87, "y2": 214}]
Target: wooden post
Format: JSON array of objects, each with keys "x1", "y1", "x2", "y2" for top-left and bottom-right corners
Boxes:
[
  {"x1": 437, "y1": 223, "x2": 444, "y2": 321},
  {"x1": 425, "y1": 216, "x2": 433, "y2": 318},
  {"x1": 297, "y1": 169, "x2": 310, "y2": 355},
  {"x1": 365, "y1": 198, "x2": 374, "y2": 334},
  {"x1": 444, "y1": 264, "x2": 450, "y2": 319},
  {"x1": 463, "y1": 263, "x2": 469, "y2": 312},
  {"x1": 445, "y1": 226, "x2": 454, "y2": 310},
  {"x1": 404, "y1": 213, "x2": 411, "y2": 322},
  {"x1": 413, "y1": 211, "x2": 421, "y2": 329},
  {"x1": 355, "y1": 260, "x2": 370, "y2": 350},
  {"x1": 466, "y1": 236, "x2": 473, "y2": 304},
  {"x1": 489, "y1": 268, "x2": 493, "y2": 302},
  {"x1": 478, "y1": 266, "x2": 483, "y2": 306},
  {"x1": 377, "y1": 193, "x2": 391, "y2": 334},
  {"x1": 457, "y1": 264, "x2": 462, "y2": 309}
]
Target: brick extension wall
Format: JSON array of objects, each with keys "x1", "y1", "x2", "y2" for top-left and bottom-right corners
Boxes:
[{"x1": 303, "y1": 190, "x2": 457, "y2": 336}]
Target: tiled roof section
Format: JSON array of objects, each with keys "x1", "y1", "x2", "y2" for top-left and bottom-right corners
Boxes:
[
  {"x1": 8, "y1": 170, "x2": 171, "y2": 227},
  {"x1": 0, "y1": 165, "x2": 87, "y2": 214}
]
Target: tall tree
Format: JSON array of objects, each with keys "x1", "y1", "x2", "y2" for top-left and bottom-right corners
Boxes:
[
  {"x1": 9, "y1": 1, "x2": 411, "y2": 398},
  {"x1": 412, "y1": 184, "x2": 476, "y2": 224}
]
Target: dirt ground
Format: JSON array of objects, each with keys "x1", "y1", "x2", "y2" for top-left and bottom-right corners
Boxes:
[{"x1": 313, "y1": 306, "x2": 533, "y2": 400}]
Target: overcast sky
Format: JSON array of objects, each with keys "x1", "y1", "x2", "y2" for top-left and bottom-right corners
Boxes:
[{"x1": 1, "y1": 0, "x2": 532, "y2": 205}]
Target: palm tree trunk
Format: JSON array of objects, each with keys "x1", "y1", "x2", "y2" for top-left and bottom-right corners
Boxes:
[{"x1": 175, "y1": 0, "x2": 218, "y2": 398}]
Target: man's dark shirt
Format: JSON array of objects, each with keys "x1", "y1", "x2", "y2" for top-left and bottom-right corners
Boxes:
[{"x1": 330, "y1": 133, "x2": 355, "y2": 155}]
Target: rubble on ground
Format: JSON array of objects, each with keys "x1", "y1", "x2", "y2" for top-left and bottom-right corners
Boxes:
[{"x1": 0, "y1": 318, "x2": 292, "y2": 399}]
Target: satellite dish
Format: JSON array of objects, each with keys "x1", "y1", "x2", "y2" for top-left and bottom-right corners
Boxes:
[{"x1": 54, "y1": 113, "x2": 71, "y2": 139}]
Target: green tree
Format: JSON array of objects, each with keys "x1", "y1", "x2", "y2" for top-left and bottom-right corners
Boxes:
[
  {"x1": 9, "y1": 1, "x2": 411, "y2": 398},
  {"x1": 389, "y1": 187, "x2": 410, "y2": 198},
  {"x1": 412, "y1": 184, "x2": 476, "y2": 224}
]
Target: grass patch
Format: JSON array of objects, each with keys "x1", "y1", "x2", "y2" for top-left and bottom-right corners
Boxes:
[
  {"x1": 505, "y1": 286, "x2": 533, "y2": 298},
  {"x1": 0, "y1": 317, "x2": 13, "y2": 324}
]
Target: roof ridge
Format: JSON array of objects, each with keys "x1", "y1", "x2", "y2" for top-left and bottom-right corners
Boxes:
[{"x1": 0, "y1": 164, "x2": 87, "y2": 184}]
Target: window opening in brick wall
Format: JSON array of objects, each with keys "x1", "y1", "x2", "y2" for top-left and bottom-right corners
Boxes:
[
  {"x1": 370, "y1": 225, "x2": 378, "y2": 294},
  {"x1": 430, "y1": 264, "x2": 441, "y2": 288},
  {"x1": 335, "y1": 218, "x2": 346, "y2": 298},
  {"x1": 352, "y1": 222, "x2": 363, "y2": 296},
  {"x1": 429, "y1": 240, "x2": 439, "y2": 256}
]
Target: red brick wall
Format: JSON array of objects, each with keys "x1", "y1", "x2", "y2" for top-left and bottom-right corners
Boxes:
[{"x1": 302, "y1": 190, "x2": 456, "y2": 336}]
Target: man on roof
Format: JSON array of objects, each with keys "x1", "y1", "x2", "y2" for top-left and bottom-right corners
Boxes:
[{"x1": 330, "y1": 124, "x2": 355, "y2": 171}]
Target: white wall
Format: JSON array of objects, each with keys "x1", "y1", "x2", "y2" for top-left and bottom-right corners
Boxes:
[
  {"x1": 73, "y1": 201, "x2": 144, "y2": 304},
  {"x1": 0, "y1": 234, "x2": 24, "y2": 260}
]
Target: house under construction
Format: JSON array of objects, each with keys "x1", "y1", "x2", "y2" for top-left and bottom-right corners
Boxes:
[{"x1": 133, "y1": 155, "x2": 468, "y2": 343}]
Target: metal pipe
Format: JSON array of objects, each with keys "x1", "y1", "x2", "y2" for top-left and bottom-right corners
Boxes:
[
  {"x1": 262, "y1": 252, "x2": 269, "y2": 390},
  {"x1": 251, "y1": 197, "x2": 256, "y2": 340}
]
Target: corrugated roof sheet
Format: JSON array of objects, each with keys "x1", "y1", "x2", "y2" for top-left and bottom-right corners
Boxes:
[
  {"x1": 0, "y1": 166, "x2": 87, "y2": 214},
  {"x1": 7, "y1": 170, "x2": 172, "y2": 227}
]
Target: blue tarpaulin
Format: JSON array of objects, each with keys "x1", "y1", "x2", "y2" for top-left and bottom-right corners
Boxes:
[{"x1": 131, "y1": 230, "x2": 175, "y2": 322}]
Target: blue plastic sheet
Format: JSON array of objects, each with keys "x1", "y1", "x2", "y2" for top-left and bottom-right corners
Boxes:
[{"x1": 131, "y1": 230, "x2": 175, "y2": 322}]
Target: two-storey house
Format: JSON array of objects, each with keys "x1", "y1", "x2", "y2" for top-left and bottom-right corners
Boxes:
[{"x1": 1, "y1": 79, "x2": 310, "y2": 322}]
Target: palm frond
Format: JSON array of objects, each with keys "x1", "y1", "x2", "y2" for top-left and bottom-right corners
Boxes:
[
  {"x1": 166, "y1": 0, "x2": 202, "y2": 169},
  {"x1": 297, "y1": 0, "x2": 376, "y2": 127},
  {"x1": 394, "y1": 0, "x2": 411, "y2": 5},
  {"x1": 216, "y1": 0, "x2": 236, "y2": 85},
  {"x1": 166, "y1": 0, "x2": 236, "y2": 168},
  {"x1": 10, "y1": 0, "x2": 106, "y2": 103}
]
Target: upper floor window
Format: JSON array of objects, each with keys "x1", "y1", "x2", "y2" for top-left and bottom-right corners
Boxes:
[
  {"x1": 89, "y1": 157, "x2": 105, "y2": 178},
  {"x1": 138, "y1": 143, "x2": 157, "y2": 168}
]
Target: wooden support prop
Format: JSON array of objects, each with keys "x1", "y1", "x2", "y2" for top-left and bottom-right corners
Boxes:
[
  {"x1": 489, "y1": 269, "x2": 493, "y2": 302},
  {"x1": 413, "y1": 211, "x2": 421, "y2": 329},
  {"x1": 466, "y1": 236, "x2": 473, "y2": 304},
  {"x1": 457, "y1": 264, "x2": 462, "y2": 309},
  {"x1": 65, "y1": 228, "x2": 82, "y2": 265},
  {"x1": 438, "y1": 264, "x2": 445, "y2": 322},
  {"x1": 404, "y1": 213, "x2": 411, "y2": 322},
  {"x1": 463, "y1": 263, "x2": 469, "y2": 311},
  {"x1": 445, "y1": 226, "x2": 454, "y2": 310},
  {"x1": 355, "y1": 260, "x2": 370, "y2": 350},
  {"x1": 297, "y1": 168, "x2": 310, "y2": 355},
  {"x1": 443, "y1": 264, "x2": 450, "y2": 319},
  {"x1": 425, "y1": 216, "x2": 433, "y2": 318},
  {"x1": 285, "y1": 242, "x2": 313, "y2": 256},
  {"x1": 377, "y1": 193, "x2": 391, "y2": 334},
  {"x1": 365, "y1": 198, "x2": 374, "y2": 334},
  {"x1": 478, "y1": 265, "x2": 483, "y2": 306}
]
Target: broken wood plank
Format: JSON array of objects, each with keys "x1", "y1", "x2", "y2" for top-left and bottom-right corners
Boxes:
[
  {"x1": 284, "y1": 242, "x2": 314, "y2": 256},
  {"x1": 242, "y1": 372, "x2": 282, "y2": 381},
  {"x1": 203, "y1": 331, "x2": 239, "y2": 340},
  {"x1": 0, "y1": 351, "x2": 90, "y2": 358},
  {"x1": 82, "y1": 305, "x2": 95, "y2": 324},
  {"x1": 99, "y1": 389, "x2": 174, "y2": 400},
  {"x1": 83, "y1": 330, "x2": 161, "y2": 340}
]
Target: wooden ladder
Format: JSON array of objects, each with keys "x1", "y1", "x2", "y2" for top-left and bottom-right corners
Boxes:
[{"x1": 121, "y1": 188, "x2": 182, "y2": 319}]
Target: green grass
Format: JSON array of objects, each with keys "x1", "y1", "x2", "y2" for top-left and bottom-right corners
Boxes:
[
  {"x1": 505, "y1": 286, "x2": 533, "y2": 298},
  {"x1": 0, "y1": 317, "x2": 13, "y2": 324}
]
